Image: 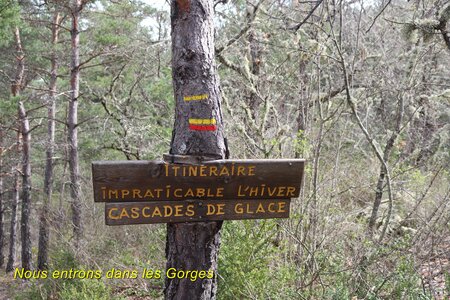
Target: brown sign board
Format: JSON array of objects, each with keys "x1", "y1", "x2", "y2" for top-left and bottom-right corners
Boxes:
[
  {"x1": 92, "y1": 159, "x2": 305, "y2": 202},
  {"x1": 105, "y1": 199, "x2": 291, "y2": 225}
]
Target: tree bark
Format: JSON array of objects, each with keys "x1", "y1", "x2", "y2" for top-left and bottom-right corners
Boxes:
[
  {"x1": 295, "y1": 59, "x2": 309, "y2": 158},
  {"x1": 38, "y1": 11, "x2": 61, "y2": 270},
  {"x1": 165, "y1": 0, "x2": 226, "y2": 299},
  {"x1": 247, "y1": 9, "x2": 261, "y2": 120},
  {"x1": 19, "y1": 102, "x2": 32, "y2": 270},
  {"x1": 438, "y1": 19, "x2": 450, "y2": 51},
  {"x1": 69, "y1": 0, "x2": 82, "y2": 248},
  {"x1": 6, "y1": 26, "x2": 25, "y2": 272},
  {"x1": 0, "y1": 130, "x2": 4, "y2": 268},
  {"x1": 367, "y1": 91, "x2": 404, "y2": 238},
  {"x1": 6, "y1": 161, "x2": 19, "y2": 272},
  {"x1": 11, "y1": 26, "x2": 24, "y2": 97}
]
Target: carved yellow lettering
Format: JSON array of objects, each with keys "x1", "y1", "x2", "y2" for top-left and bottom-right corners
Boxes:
[
  {"x1": 108, "y1": 208, "x2": 120, "y2": 220},
  {"x1": 131, "y1": 207, "x2": 140, "y2": 219},
  {"x1": 206, "y1": 204, "x2": 216, "y2": 215},
  {"x1": 121, "y1": 189, "x2": 130, "y2": 199},
  {"x1": 142, "y1": 207, "x2": 151, "y2": 217},
  {"x1": 174, "y1": 188, "x2": 182, "y2": 197},
  {"x1": 152, "y1": 207, "x2": 162, "y2": 217},
  {"x1": 199, "y1": 166, "x2": 207, "y2": 177},
  {"x1": 186, "y1": 204, "x2": 195, "y2": 216},
  {"x1": 256, "y1": 203, "x2": 265, "y2": 213},
  {"x1": 278, "y1": 202, "x2": 286, "y2": 213},
  {"x1": 143, "y1": 189, "x2": 154, "y2": 198},
  {"x1": 101, "y1": 187, "x2": 107, "y2": 199},
  {"x1": 219, "y1": 166, "x2": 230, "y2": 176},
  {"x1": 154, "y1": 189, "x2": 163, "y2": 198},
  {"x1": 189, "y1": 166, "x2": 198, "y2": 176},
  {"x1": 234, "y1": 203, "x2": 243, "y2": 214},
  {"x1": 185, "y1": 188, "x2": 194, "y2": 197},
  {"x1": 237, "y1": 185, "x2": 245, "y2": 197},
  {"x1": 268, "y1": 203, "x2": 276, "y2": 212},
  {"x1": 216, "y1": 204, "x2": 225, "y2": 215},
  {"x1": 109, "y1": 189, "x2": 118, "y2": 199},
  {"x1": 248, "y1": 166, "x2": 256, "y2": 176},
  {"x1": 286, "y1": 186, "x2": 296, "y2": 197},
  {"x1": 164, "y1": 205, "x2": 173, "y2": 216},
  {"x1": 172, "y1": 166, "x2": 180, "y2": 176},
  {"x1": 268, "y1": 187, "x2": 277, "y2": 196},
  {"x1": 165, "y1": 185, "x2": 171, "y2": 198},
  {"x1": 277, "y1": 187, "x2": 286, "y2": 197},
  {"x1": 260, "y1": 184, "x2": 266, "y2": 195},
  {"x1": 249, "y1": 186, "x2": 258, "y2": 197},
  {"x1": 174, "y1": 205, "x2": 183, "y2": 217},
  {"x1": 246, "y1": 203, "x2": 254, "y2": 214},
  {"x1": 216, "y1": 187, "x2": 224, "y2": 197},
  {"x1": 165, "y1": 164, "x2": 169, "y2": 176},
  {"x1": 119, "y1": 208, "x2": 130, "y2": 219},
  {"x1": 196, "y1": 188, "x2": 205, "y2": 197},
  {"x1": 237, "y1": 166, "x2": 245, "y2": 176},
  {"x1": 206, "y1": 188, "x2": 215, "y2": 197},
  {"x1": 209, "y1": 166, "x2": 218, "y2": 176},
  {"x1": 132, "y1": 189, "x2": 142, "y2": 199}
]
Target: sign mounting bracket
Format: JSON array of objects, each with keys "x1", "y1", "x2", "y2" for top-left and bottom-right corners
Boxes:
[{"x1": 163, "y1": 153, "x2": 222, "y2": 165}]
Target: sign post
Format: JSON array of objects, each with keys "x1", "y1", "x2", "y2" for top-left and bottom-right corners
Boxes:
[{"x1": 92, "y1": 1, "x2": 305, "y2": 298}]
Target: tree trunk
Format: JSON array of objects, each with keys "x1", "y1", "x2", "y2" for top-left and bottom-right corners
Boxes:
[
  {"x1": 6, "y1": 162, "x2": 19, "y2": 272},
  {"x1": 0, "y1": 130, "x2": 4, "y2": 268},
  {"x1": 247, "y1": 13, "x2": 261, "y2": 120},
  {"x1": 11, "y1": 27, "x2": 25, "y2": 98},
  {"x1": 165, "y1": 0, "x2": 226, "y2": 299},
  {"x1": 19, "y1": 102, "x2": 32, "y2": 270},
  {"x1": 295, "y1": 59, "x2": 309, "y2": 158},
  {"x1": 69, "y1": 0, "x2": 82, "y2": 248},
  {"x1": 6, "y1": 26, "x2": 25, "y2": 273},
  {"x1": 38, "y1": 11, "x2": 61, "y2": 270},
  {"x1": 367, "y1": 95, "x2": 404, "y2": 237}
]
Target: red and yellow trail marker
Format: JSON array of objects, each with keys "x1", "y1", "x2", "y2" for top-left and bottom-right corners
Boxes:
[{"x1": 189, "y1": 118, "x2": 217, "y2": 131}]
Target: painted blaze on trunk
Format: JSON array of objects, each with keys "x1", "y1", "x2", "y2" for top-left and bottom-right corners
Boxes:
[
  {"x1": 170, "y1": 0, "x2": 225, "y2": 158},
  {"x1": 166, "y1": 0, "x2": 225, "y2": 299}
]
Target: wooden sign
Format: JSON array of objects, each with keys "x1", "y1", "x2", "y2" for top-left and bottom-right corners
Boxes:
[
  {"x1": 105, "y1": 199, "x2": 290, "y2": 225},
  {"x1": 92, "y1": 159, "x2": 305, "y2": 202}
]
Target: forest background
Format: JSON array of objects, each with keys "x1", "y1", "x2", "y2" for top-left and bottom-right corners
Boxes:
[{"x1": 0, "y1": 0, "x2": 449, "y2": 299}]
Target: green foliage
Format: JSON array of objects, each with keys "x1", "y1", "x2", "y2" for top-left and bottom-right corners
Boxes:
[
  {"x1": 218, "y1": 220, "x2": 298, "y2": 299},
  {"x1": 15, "y1": 278, "x2": 122, "y2": 300},
  {"x1": 410, "y1": 169, "x2": 428, "y2": 187},
  {"x1": 89, "y1": 0, "x2": 154, "y2": 47},
  {"x1": 51, "y1": 248, "x2": 79, "y2": 270},
  {"x1": 14, "y1": 278, "x2": 52, "y2": 300},
  {"x1": 14, "y1": 248, "x2": 124, "y2": 300},
  {"x1": 0, "y1": 0, "x2": 19, "y2": 46},
  {"x1": 118, "y1": 284, "x2": 161, "y2": 299},
  {"x1": 293, "y1": 130, "x2": 311, "y2": 157},
  {"x1": 445, "y1": 271, "x2": 450, "y2": 295},
  {"x1": 148, "y1": 67, "x2": 174, "y2": 107},
  {"x1": 388, "y1": 257, "x2": 430, "y2": 299},
  {"x1": 58, "y1": 279, "x2": 120, "y2": 300},
  {"x1": 0, "y1": 96, "x2": 18, "y2": 119}
]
